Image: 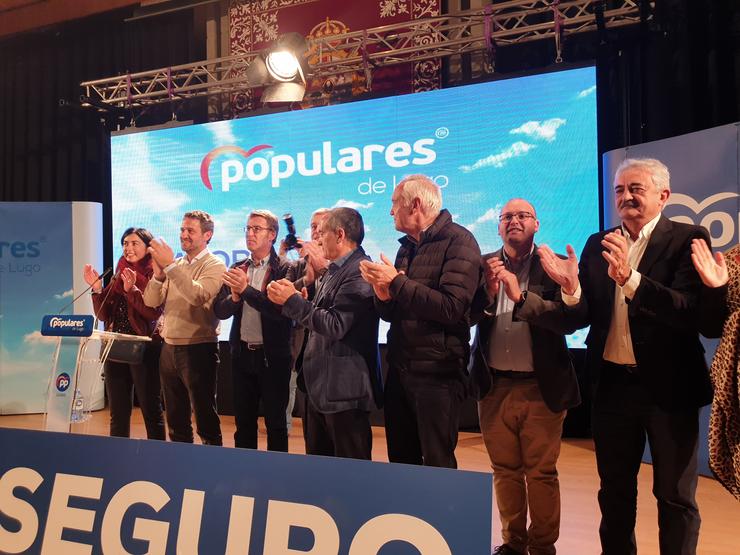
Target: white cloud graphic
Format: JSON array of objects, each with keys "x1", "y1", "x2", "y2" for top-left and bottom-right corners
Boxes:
[
  {"x1": 112, "y1": 134, "x2": 191, "y2": 215},
  {"x1": 332, "y1": 200, "x2": 375, "y2": 210},
  {"x1": 577, "y1": 85, "x2": 596, "y2": 98},
  {"x1": 459, "y1": 142, "x2": 536, "y2": 173},
  {"x1": 54, "y1": 289, "x2": 73, "y2": 300},
  {"x1": 510, "y1": 118, "x2": 566, "y2": 142},
  {"x1": 208, "y1": 120, "x2": 237, "y2": 145},
  {"x1": 466, "y1": 206, "x2": 501, "y2": 233},
  {"x1": 23, "y1": 330, "x2": 57, "y2": 345}
]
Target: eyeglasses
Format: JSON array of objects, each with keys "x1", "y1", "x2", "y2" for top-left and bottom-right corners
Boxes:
[
  {"x1": 244, "y1": 225, "x2": 269, "y2": 234},
  {"x1": 499, "y1": 211, "x2": 534, "y2": 223}
]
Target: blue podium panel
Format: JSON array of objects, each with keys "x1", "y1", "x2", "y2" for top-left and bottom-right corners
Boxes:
[{"x1": 0, "y1": 428, "x2": 492, "y2": 554}]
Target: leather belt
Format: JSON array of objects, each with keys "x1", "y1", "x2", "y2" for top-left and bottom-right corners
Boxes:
[{"x1": 241, "y1": 341, "x2": 263, "y2": 351}]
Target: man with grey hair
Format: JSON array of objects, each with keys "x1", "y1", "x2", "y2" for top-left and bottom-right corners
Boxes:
[
  {"x1": 267, "y1": 207, "x2": 382, "y2": 459},
  {"x1": 527, "y1": 158, "x2": 711, "y2": 554},
  {"x1": 360, "y1": 174, "x2": 482, "y2": 468},
  {"x1": 214, "y1": 209, "x2": 295, "y2": 452}
]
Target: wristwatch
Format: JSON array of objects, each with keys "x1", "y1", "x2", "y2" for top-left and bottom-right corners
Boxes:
[{"x1": 515, "y1": 290, "x2": 527, "y2": 308}]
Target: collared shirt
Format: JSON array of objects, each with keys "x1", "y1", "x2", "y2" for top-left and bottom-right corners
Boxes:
[
  {"x1": 159, "y1": 248, "x2": 210, "y2": 280},
  {"x1": 487, "y1": 247, "x2": 535, "y2": 373},
  {"x1": 240, "y1": 255, "x2": 270, "y2": 343},
  {"x1": 315, "y1": 248, "x2": 355, "y2": 300},
  {"x1": 564, "y1": 212, "x2": 662, "y2": 365}
]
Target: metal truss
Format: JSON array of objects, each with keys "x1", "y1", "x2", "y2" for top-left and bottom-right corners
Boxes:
[{"x1": 81, "y1": 1, "x2": 647, "y2": 109}]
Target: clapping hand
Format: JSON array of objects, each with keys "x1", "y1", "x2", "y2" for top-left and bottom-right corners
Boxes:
[
  {"x1": 223, "y1": 267, "x2": 249, "y2": 302},
  {"x1": 484, "y1": 257, "x2": 522, "y2": 302},
  {"x1": 359, "y1": 254, "x2": 400, "y2": 301},
  {"x1": 601, "y1": 229, "x2": 632, "y2": 286},
  {"x1": 121, "y1": 268, "x2": 137, "y2": 292},
  {"x1": 691, "y1": 238, "x2": 729, "y2": 288},
  {"x1": 83, "y1": 264, "x2": 102, "y2": 293},
  {"x1": 539, "y1": 244, "x2": 579, "y2": 295},
  {"x1": 147, "y1": 238, "x2": 175, "y2": 269},
  {"x1": 266, "y1": 278, "x2": 300, "y2": 305}
]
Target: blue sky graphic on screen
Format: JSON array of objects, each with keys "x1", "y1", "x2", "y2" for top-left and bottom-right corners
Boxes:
[{"x1": 111, "y1": 66, "x2": 597, "y2": 347}]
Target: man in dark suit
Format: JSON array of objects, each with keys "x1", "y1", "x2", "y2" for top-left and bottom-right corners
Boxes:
[
  {"x1": 469, "y1": 198, "x2": 580, "y2": 555},
  {"x1": 267, "y1": 207, "x2": 382, "y2": 459},
  {"x1": 528, "y1": 158, "x2": 712, "y2": 555},
  {"x1": 213, "y1": 209, "x2": 295, "y2": 452}
]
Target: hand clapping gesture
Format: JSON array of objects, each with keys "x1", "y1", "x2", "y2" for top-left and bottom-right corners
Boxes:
[
  {"x1": 83, "y1": 264, "x2": 103, "y2": 294},
  {"x1": 601, "y1": 229, "x2": 632, "y2": 286},
  {"x1": 691, "y1": 238, "x2": 729, "y2": 288},
  {"x1": 359, "y1": 253, "x2": 399, "y2": 301},
  {"x1": 223, "y1": 267, "x2": 249, "y2": 302},
  {"x1": 484, "y1": 257, "x2": 522, "y2": 302},
  {"x1": 121, "y1": 267, "x2": 137, "y2": 292},
  {"x1": 538, "y1": 244, "x2": 580, "y2": 295}
]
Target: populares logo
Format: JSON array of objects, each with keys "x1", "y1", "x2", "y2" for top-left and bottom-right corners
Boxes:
[
  {"x1": 55, "y1": 372, "x2": 71, "y2": 392},
  {"x1": 200, "y1": 137, "x2": 438, "y2": 191},
  {"x1": 49, "y1": 317, "x2": 87, "y2": 329}
]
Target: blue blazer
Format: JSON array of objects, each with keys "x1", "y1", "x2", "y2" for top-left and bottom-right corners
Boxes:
[{"x1": 281, "y1": 247, "x2": 383, "y2": 414}]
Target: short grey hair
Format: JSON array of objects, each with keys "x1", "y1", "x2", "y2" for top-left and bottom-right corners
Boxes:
[
  {"x1": 248, "y1": 209, "x2": 279, "y2": 243},
  {"x1": 312, "y1": 207, "x2": 331, "y2": 218},
  {"x1": 396, "y1": 174, "x2": 442, "y2": 215},
  {"x1": 614, "y1": 158, "x2": 671, "y2": 192},
  {"x1": 323, "y1": 207, "x2": 364, "y2": 246}
]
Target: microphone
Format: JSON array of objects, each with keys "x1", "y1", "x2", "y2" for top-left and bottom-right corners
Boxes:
[{"x1": 58, "y1": 267, "x2": 112, "y2": 314}]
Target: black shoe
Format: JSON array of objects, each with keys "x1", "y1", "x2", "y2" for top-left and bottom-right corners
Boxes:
[{"x1": 492, "y1": 545, "x2": 526, "y2": 555}]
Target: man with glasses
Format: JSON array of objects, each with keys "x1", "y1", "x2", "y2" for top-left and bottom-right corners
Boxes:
[
  {"x1": 469, "y1": 198, "x2": 580, "y2": 555},
  {"x1": 214, "y1": 210, "x2": 295, "y2": 452}
]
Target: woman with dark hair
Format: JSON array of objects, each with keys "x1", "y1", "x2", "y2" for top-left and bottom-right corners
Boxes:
[
  {"x1": 83, "y1": 227, "x2": 165, "y2": 440},
  {"x1": 691, "y1": 238, "x2": 740, "y2": 500}
]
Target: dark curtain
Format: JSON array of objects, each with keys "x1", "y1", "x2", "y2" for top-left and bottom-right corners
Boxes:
[
  {"x1": 0, "y1": 6, "x2": 207, "y2": 204},
  {"x1": 0, "y1": 6, "x2": 206, "y2": 268}
]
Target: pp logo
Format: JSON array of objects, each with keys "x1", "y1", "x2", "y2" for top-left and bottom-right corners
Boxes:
[
  {"x1": 666, "y1": 192, "x2": 739, "y2": 248},
  {"x1": 56, "y1": 372, "x2": 71, "y2": 392}
]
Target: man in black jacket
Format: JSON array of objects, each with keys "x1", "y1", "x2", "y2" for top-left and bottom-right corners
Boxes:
[
  {"x1": 528, "y1": 158, "x2": 711, "y2": 555},
  {"x1": 469, "y1": 198, "x2": 580, "y2": 555},
  {"x1": 360, "y1": 174, "x2": 481, "y2": 468},
  {"x1": 214, "y1": 209, "x2": 295, "y2": 452}
]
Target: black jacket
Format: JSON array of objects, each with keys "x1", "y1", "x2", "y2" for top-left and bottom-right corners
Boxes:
[
  {"x1": 376, "y1": 209, "x2": 482, "y2": 375},
  {"x1": 469, "y1": 246, "x2": 581, "y2": 413},
  {"x1": 518, "y1": 216, "x2": 712, "y2": 410},
  {"x1": 213, "y1": 248, "x2": 296, "y2": 361}
]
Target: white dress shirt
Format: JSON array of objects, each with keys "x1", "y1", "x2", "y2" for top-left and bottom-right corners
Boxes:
[{"x1": 564, "y1": 213, "x2": 662, "y2": 365}]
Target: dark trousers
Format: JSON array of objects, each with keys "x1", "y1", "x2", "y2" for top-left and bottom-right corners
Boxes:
[
  {"x1": 593, "y1": 363, "x2": 701, "y2": 555},
  {"x1": 383, "y1": 366, "x2": 464, "y2": 468},
  {"x1": 232, "y1": 344, "x2": 290, "y2": 452},
  {"x1": 303, "y1": 399, "x2": 372, "y2": 460},
  {"x1": 104, "y1": 342, "x2": 165, "y2": 440},
  {"x1": 159, "y1": 342, "x2": 222, "y2": 446}
]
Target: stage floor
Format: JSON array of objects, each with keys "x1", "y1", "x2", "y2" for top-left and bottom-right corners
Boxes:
[{"x1": 2, "y1": 411, "x2": 738, "y2": 554}]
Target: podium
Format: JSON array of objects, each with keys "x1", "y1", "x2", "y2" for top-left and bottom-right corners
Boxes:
[{"x1": 41, "y1": 315, "x2": 151, "y2": 432}]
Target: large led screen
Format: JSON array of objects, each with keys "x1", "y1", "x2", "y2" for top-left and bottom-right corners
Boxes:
[{"x1": 112, "y1": 66, "x2": 597, "y2": 346}]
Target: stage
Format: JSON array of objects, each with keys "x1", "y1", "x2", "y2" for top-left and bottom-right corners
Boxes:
[{"x1": 2, "y1": 411, "x2": 737, "y2": 554}]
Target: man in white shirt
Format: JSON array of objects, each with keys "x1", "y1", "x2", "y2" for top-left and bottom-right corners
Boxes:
[{"x1": 525, "y1": 158, "x2": 712, "y2": 555}]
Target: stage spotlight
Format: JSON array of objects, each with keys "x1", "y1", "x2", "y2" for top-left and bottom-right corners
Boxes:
[
  {"x1": 266, "y1": 50, "x2": 302, "y2": 82},
  {"x1": 262, "y1": 33, "x2": 308, "y2": 103}
]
